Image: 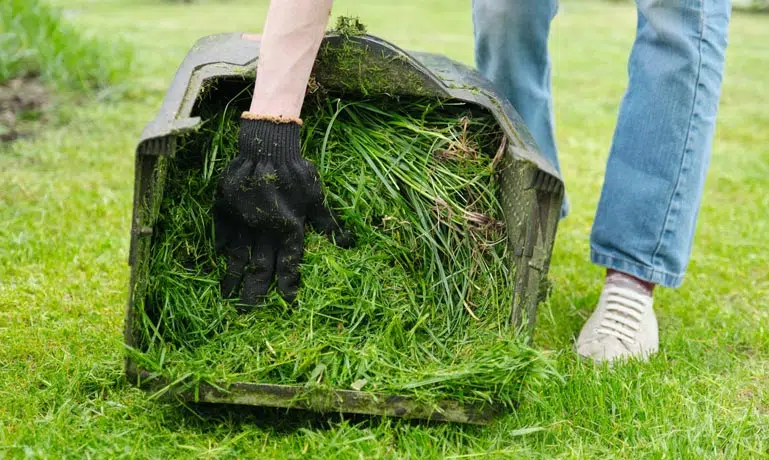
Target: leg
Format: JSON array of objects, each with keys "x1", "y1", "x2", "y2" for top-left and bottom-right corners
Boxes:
[
  {"x1": 579, "y1": 0, "x2": 731, "y2": 362},
  {"x1": 591, "y1": 0, "x2": 731, "y2": 288},
  {"x1": 472, "y1": 0, "x2": 564, "y2": 206}
]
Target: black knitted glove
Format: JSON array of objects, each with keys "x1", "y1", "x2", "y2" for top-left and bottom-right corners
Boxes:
[{"x1": 214, "y1": 114, "x2": 352, "y2": 309}]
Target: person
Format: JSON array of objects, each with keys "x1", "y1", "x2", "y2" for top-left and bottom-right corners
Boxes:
[{"x1": 213, "y1": 0, "x2": 732, "y2": 364}]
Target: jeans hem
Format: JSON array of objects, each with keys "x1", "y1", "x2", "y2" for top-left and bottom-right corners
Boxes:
[{"x1": 590, "y1": 248, "x2": 684, "y2": 288}]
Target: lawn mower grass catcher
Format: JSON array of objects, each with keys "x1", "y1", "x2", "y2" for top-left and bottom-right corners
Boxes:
[{"x1": 124, "y1": 30, "x2": 564, "y2": 425}]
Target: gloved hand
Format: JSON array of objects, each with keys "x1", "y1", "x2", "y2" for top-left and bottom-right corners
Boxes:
[{"x1": 214, "y1": 113, "x2": 352, "y2": 309}]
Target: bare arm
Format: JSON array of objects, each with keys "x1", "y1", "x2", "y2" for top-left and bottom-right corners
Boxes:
[{"x1": 249, "y1": 0, "x2": 333, "y2": 118}]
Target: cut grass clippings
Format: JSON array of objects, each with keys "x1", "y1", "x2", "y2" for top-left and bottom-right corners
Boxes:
[{"x1": 129, "y1": 89, "x2": 556, "y2": 410}]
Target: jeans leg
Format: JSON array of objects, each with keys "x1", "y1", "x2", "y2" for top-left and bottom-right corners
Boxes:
[
  {"x1": 472, "y1": 0, "x2": 566, "y2": 215},
  {"x1": 590, "y1": 0, "x2": 731, "y2": 287}
]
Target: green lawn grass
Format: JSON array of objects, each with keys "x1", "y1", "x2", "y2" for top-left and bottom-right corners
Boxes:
[
  {"x1": 1, "y1": 0, "x2": 767, "y2": 457},
  {"x1": 1, "y1": 0, "x2": 133, "y2": 88}
]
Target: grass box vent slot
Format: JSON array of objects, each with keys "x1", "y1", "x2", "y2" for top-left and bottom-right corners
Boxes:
[{"x1": 125, "y1": 33, "x2": 564, "y2": 425}]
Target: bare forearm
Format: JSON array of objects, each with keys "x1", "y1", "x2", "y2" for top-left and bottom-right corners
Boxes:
[{"x1": 249, "y1": 0, "x2": 333, "y2": 118}]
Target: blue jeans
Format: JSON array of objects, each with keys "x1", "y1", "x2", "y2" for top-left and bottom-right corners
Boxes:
[{"x1": 473, "y1": 0, "x2": 731, "y2": 287}]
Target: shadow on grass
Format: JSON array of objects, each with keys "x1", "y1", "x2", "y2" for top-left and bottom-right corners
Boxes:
[{"x1": 166, "y1": 401, "x2": 479, "y2": 436}]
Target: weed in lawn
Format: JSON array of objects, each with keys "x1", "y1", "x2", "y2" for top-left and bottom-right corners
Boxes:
[{"x1": 129, "y1": 89, "x2": 556, "y2": 410}]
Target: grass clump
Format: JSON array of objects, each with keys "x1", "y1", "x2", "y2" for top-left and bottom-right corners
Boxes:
[
  {"x1": 311, "y1": 35, "x2": 433, "y2": 97},
  {"x1": 131, "y1": 88, "x2": 554, "y2": 410},
  {"x1": 0, "y1": 0, "x2": 133, "y2": 87},
  {"x1": 333, "y1": 16, "x2": 367, "y2": 37}
]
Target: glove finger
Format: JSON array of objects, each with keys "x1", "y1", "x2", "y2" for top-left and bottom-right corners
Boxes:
[
  {"x1": 240, "y1": 239, "x2": 277, "y2": 308},
  {"x1": 220, "y1": 231, "x2": 250, "y2": 299},
  {"x1": 307, "y1": 201, "x2": 353, "y2": 248},
  {"x1": 276, "y1": 224, "x2": 305, "y2": 303}
]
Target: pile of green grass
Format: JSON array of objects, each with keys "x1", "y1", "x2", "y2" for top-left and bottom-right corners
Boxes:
[
  {"x1": 0, "y1": 0, "x2": 133, "y2": 87},
  {"x1": 130, "y1": 89, "x2": 554, "y2": 409}
]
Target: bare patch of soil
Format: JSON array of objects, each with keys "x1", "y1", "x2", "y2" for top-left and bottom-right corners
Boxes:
[{"x1": 0, "y1": 76, "x2": 50, "y2": 143}]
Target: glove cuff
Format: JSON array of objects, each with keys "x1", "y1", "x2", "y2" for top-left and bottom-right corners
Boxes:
[
  {"x1": 238, "y1": 112, "x2": 302, "y2": 162},
  {"x1": 241, "y1": 111, "x2": 303, "y2": 126}
]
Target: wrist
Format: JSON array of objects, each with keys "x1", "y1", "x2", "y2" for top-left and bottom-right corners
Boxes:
[{"x1": 238, "y1": 113, "x2": 302, "y2": 161}]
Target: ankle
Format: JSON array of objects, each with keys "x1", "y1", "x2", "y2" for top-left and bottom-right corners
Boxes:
[{"x1": 606, "y1": 269, "x2": 655, "y2": 295}]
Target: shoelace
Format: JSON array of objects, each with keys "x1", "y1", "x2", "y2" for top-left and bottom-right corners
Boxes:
[{"x1": 595, "y1": 285, "x2": 651, "y2": 345}]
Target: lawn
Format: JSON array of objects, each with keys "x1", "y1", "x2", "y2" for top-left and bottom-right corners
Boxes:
[{"x1": 1, "y1": 0, "x2": 767, "y2": 457}]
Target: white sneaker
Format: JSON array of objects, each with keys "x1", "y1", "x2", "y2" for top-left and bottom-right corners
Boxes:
[{"x1": 576, "y1": 274, "x2": 659, "y2": 363}]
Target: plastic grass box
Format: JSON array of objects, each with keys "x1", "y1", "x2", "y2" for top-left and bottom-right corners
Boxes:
[{"x1": 124, "y1": 33, "x2": 564, "y2": 424}]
